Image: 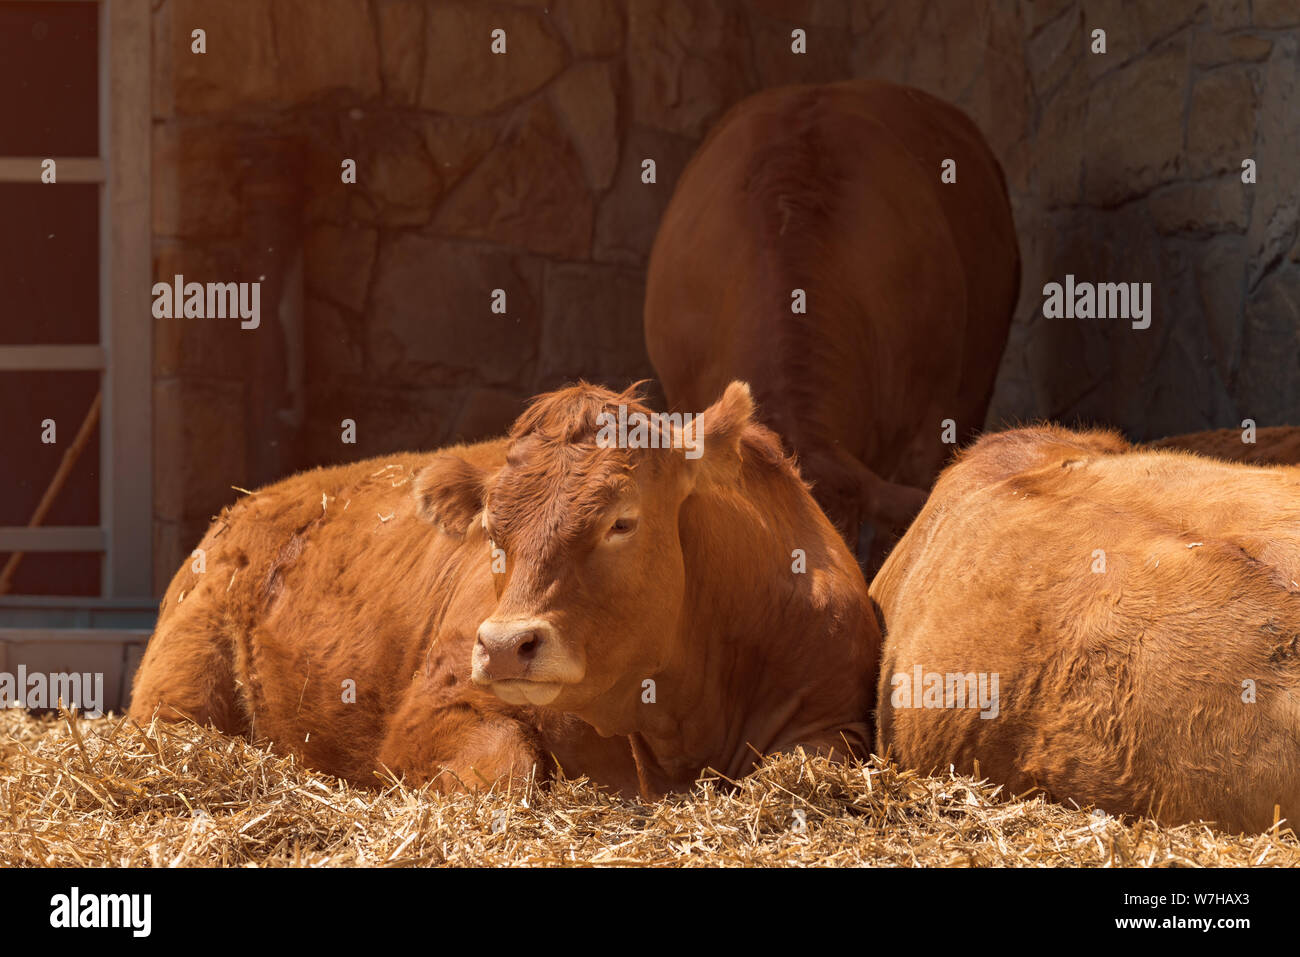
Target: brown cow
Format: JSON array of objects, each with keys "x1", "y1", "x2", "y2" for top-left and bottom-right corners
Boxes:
[
  {"x1": 1148, "y1": 425, "x2": 1300, "y2": 465},
  {"x1": 872, "y1": 424, "x2": 1300, "y2": 833},
  {"x1": 645, "y1": 78, "x2": 1020, "y2": 562},
  {"x1": 129, "y1": 381, "x2": 880, "y2": 798}
]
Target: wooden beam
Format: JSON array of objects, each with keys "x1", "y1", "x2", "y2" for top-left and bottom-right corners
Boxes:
[
  {"x1": 0, "y1": 628, "x2": 149, "y2": 645},
  {"x1": 0, "y1": 596, "x2": 157, "y2": 611},
  {"x1": 0, "y1": 157, "x2": 105, "y2": 183},
  {"x1": 0, "y1": 528, "x2": 106, "y2": 552},
  {"x1": 0, "y1": 345, "x2": 106, "y2": 371}
]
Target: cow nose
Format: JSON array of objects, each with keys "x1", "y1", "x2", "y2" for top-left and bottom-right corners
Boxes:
[{"x1": 474, "y1": 620, "x2": 551, "y2": 681}]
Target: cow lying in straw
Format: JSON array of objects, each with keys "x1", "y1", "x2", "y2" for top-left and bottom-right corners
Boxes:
[
  {"x1": 873, "y1": 424, "x2": 1300, "y2": 832},
  {"x1": 130, "y1": 382, "x2": 880, "y2": 797}
]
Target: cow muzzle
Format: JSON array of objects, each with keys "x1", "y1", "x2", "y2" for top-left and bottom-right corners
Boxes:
[
  {"x1": 472, "y1": 619, "x2": 585, "y2": 705},
  {"x1": 472, "y1": 618, "x2": 557, "y2": 684}
]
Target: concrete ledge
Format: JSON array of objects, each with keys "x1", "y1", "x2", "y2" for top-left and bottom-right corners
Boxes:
[{"x1": 0, "y1": 628, "x2": 152, "y2": 714}]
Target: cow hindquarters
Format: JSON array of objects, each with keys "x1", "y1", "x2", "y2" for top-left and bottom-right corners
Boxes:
[
  {"x1": 127, "y1": 599, "x2": 245, "y2": 734},
  {"x1": 878, "y1": 639, "x2": 1300, "y2": 834}
]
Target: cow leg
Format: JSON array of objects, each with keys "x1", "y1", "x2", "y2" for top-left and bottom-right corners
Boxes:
[
  {"x1": 809, "y1": 445, "x2": 928, "y2": 538},
  {"x1": 859, "y1": 466, "x2": 929, "y2": 533},
  {"x1": 127, "y1": 603, "x2": 245, "y2": 733},
  {"x1": 377, "y1": 677, "x2": 551, "y2": 794},
  {"x1": 857, "y1": 461, "x2": 929, "y2": 572}
]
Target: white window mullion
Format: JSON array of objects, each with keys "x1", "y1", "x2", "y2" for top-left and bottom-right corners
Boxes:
[{"x1": 102, "y1": 0, "x2": 151, "y2": 598}]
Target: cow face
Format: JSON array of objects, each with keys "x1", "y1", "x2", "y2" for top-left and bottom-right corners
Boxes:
[{"x1": 414, "y1": 382, "x2": 755, "y2": 723}]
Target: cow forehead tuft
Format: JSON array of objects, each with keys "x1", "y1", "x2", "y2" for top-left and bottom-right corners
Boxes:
[
  {"x1": 486, "y1": 444, "x2": 637, "y2": 550},
  {"x1": 510, "y1": 381, "x2": 654, "y2": 446}
]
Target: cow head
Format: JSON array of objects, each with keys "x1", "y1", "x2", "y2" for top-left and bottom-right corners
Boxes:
[{"x1": 413, "y1": 381, "x2": 757, "y2": 724}]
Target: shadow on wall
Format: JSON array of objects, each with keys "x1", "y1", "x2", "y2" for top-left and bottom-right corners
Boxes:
[
  {"x1": 149, "y1": 0, "x2": 1300, "y2": 589},
  {"x1": 977, "y1": 1, "x2": 1300, "y2": 440}
]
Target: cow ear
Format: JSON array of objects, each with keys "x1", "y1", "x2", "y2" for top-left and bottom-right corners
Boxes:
[
  {"x1": 414, "y1": 454, "x2": 486, "y2": 535},
  {"x1": 684, "y1": 381, "x2": 755, "y2": 483}
]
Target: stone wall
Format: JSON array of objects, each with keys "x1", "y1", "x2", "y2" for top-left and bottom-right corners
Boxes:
[
  {"x1": 974, "y1": 0, "x2": 1300, "y2": 442},
  {"x1": 149, "y1": 0, "x2": 1300, "y2": 592}
]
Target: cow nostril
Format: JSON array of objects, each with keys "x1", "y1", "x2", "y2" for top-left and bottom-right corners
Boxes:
[
  {"x1": 476, "y1": 623, "x2": 550, "y2": 676},
  {"x1": 517, "y1": 633, "x2": 540, "y2": 660}
]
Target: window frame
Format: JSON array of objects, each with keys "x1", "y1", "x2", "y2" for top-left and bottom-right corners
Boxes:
[{"x1": 0, "y1": 0, "x2": 152, "y2": 601}]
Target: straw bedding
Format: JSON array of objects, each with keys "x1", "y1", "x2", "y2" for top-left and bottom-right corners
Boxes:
[{"x1": 1, "y1": 709, "x2": 1294, "y2": 867}]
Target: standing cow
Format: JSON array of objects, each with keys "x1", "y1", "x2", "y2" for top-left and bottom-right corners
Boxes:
[
  {"x1": 129, "y1": 382, "x2": 880, "y2": 798},
  {"x1": 645, "y1": 79, "x2": 1020, "y2": 562},
  {"x1": 872, "y1": 424, "x2": 1300, "y2": 833}
]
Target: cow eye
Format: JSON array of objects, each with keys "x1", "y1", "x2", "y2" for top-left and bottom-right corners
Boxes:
[{"x1": 606, "y1": 516, "x2": 638, "y2": 540}]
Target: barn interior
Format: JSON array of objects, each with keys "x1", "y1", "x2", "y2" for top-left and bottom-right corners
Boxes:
[{"x1": 0, "y1": 1, "x2": 1298, "y2": 867}]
